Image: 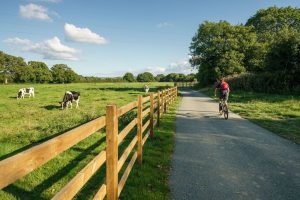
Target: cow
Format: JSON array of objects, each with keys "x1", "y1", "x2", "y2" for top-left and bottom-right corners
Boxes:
[
  {"x1": 144, "y1": 84, "x2": 149, "y2": 93},
  {"x1": 59, "y1": 91, "x2": 80, "y2": 109},
  {"x1": 17, "y1": 87, "x2": 35, "y2": 99}
]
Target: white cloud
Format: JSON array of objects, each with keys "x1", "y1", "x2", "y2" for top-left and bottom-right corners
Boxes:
[
  {"x1": 144, "y1": 58, "x2": 196, "y2": 75},
  {"x1": 20, "y1": 3, "x2": 51, "y2": 21},
  {"x1": 4, "y1": 37, "x2": 79, "y2": 61},
  {"x1": 4, "y1": 37, "x2": 32, "y2": 46},
  {"x1": 64, "y1": 23, "x2": 107, "y2": 44},
  {"x1": 157, "y1": 22, "x2": 173, "y2": 28},
  {"x1": 30, "y1": 0, "x2": 62, "y2": 3}
]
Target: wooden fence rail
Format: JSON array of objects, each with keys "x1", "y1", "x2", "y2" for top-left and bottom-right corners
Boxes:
[{"x1": 0, "y1": 86, "x2": 178, "y2": 200}]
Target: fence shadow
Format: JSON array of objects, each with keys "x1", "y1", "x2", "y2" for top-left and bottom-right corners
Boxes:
[
  {"x1": 0, "y1": 120, "x2": 105, "y2": 161},
  {"x1": 3, "y1": 136, "x2": 106, "y2": 199}
]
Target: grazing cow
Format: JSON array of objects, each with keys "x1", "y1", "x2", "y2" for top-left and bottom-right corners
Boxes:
[
  {"x1": 144, "y1": 84, "x2": 149, "y2": 93},
  {"x1": 17, "y1": 87, "x2": 35, "y2": 99},
  {"x1": 59, "y1": 91, "x2": 80, "y2": 109}
]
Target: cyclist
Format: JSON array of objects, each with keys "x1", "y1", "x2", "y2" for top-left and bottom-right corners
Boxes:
[{"x1": 214, "y1": 78, "x2": 230, "y2": 113}]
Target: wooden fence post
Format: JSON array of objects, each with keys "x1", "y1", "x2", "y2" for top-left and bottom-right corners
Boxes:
[
  {"x1": 157, "y1": 91, "x2": 160, "y2": 126},
  {"x1": 137, "y1": 95, "x2": 143, "y2": 164},
  {"x1": 172, "y1": 87, "x2": 175, "y2": 102},
  {"x1": 150, "y1": 93, "x2": 154, "y2": 137},
  {"x1": 161, "y1": 90, "x2": 164, "y2": 114},
  {"x1": 164, "y1": 90, "x2": 167, "y2": 113},
  {"x1": 106, "y1": 105, "x2": 118, "y2": 200}
]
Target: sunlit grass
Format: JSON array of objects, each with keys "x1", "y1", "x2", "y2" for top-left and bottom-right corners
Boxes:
[{"x1": 199, "y1": 88, "x2": 300, "y2": 144}]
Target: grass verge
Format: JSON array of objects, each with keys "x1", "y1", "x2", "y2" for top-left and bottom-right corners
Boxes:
[
  {"x1": 119, "y1": 98, "x2": 180, "y2": 200},
  {"x1": 199, "y1": 87, "x2": 300, "y2": 144}
]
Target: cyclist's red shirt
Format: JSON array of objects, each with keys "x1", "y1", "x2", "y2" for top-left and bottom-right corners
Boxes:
[
  {"x1": 216, "y1": 81, "x2": 230, "y2": 91},
  {"x1": 220, "y1": 81, "x2": 229, "y2": 90}
]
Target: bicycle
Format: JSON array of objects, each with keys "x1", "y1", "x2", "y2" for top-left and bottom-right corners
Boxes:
[{"x1": 219, "y1": 98, "x2": 229, "y2": 120}]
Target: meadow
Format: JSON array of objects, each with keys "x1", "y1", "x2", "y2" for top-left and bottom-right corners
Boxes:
[
  {"x1": 199, "y1": 88, "x2": 300, "y2": 144},
  {"x1": 0, "y1": 82, "x2": 176, "y2": 199}
]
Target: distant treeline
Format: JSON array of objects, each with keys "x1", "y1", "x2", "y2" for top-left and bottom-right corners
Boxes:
[
  {"x1": 190, "y1": 6, "x2": 300, "y2": 93},
  {"x1": 0, "y1": 51, "x2": 196, "y2": 84},
  {"x1": 122, "y1": 72, "x2": 196, "y2": 83}
]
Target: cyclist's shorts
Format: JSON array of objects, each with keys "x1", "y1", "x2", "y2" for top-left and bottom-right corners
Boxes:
[{"x1": 219, "y1": 90, "x2": 229, "y2": 101}]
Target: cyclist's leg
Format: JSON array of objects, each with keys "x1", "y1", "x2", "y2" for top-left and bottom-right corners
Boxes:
[
  {"x1": 219, "y1": 97, "x2": 222, "y2": 112},
  {"x1": 224, "y1": 91, "x2": 229, "y2": 107}
]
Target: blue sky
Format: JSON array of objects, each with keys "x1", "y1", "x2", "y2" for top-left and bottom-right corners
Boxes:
[{"x1": 1, "y1": 0, "x2": 300, "y2": 77}]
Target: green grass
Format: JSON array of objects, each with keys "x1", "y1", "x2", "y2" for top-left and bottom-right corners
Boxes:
[
  {"x1": 199, "y1": 87, "x2": 300, "y2": 144},
  {"x1": 0, "y1": 82, "x2": 176, "y2": 199},
  {"x1": 120, "y1": 98, "x2": 179, "y2": 200}
]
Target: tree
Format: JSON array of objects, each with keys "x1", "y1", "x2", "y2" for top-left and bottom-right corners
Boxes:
[
  {"x1": 190, "y1": 21, "x2": 257, "y2": 85},
  {"x1": 155, "y1": 74, "x2": 165, "y2": 82},
  {"x1": 0, "y1": 51, "x2": 28, "y2": 83},
  {"x1": 14, "y1": 65, "x2": 36, "y2": 82},
  {"x1": 246, "y1": 6, "x2": 300, "y2": 43},
  {"x1": 123, "y1": 72, "x2": 135, "y2": 82},
  {"x1": 51, "y1": 64, "x2": 78, "y2": 83},
  {"x1": 265, "y1": 28, "x2": 300, "y2": 89},
  {"x1": 163, "y1": 73, "x2": 178, "y2": 82},
  {"x1": 28, "y1": 61, "x2": 52, "y2": 83},
  {"x1": 136, "y1": 72, "x2": 155, "y2": 82},
  {"x1": 245, "y1": 6, "x2": 300, "y2": 73},
  {"x1": 185, "y1": 73, "x2": 196, "y2": 82}
]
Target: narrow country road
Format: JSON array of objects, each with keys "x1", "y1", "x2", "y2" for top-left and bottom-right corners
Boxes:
[{"x1": 169, "y1": 89, "x2": 300, "y2": 200}]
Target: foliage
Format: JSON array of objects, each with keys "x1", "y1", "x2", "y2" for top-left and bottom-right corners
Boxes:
[
  {"x1": 190, "y1": 21, "x2": 257, "y2": 86},
  {"x1": 265, "y1": 28, "x2": 300, "y2": 90},
  {"x1": 0, "y1": 51, "x2": 27, "y2": 83},
  {"x1": 28, "y1": 61, "x2": 53, "y2": 83},
  {"x1": 246, "y1": 6, "x2": 300, "y2": 43},
  {"x1": 136, "y1": 72, "x2": 155, "y2": 82},
  {"x1": 51, "y1": 64, "x2": 78, "y2": 83},
  {"x1": 191, "y1": 6, "x2": 300, "y2": 92},
  {"x1": 155, "y1": 74, "x2": 165, "y2": 82},
  {"x1": 123, "y1": 72, "x2": 136, "y2": 82},
  {"x1": 160, "y1": 73, "x2": 195, "y2": 82}
]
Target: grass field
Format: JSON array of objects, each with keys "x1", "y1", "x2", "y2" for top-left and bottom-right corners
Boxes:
[
  {"x1": 199, "y1": 88, "x2": 300, "y2": 144},
  {"x1": 0, "y1": 82, "x2": 176, "y2": 199}
]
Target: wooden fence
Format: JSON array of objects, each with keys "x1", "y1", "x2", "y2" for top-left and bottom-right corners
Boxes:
[{"x1": 0, "y1": 86, "x2": 178, "y2": 200}]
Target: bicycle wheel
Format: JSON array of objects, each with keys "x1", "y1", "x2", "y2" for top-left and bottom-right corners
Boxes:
[{"x1": 223, "y1": 105, "x2": 229, "y2": 119}]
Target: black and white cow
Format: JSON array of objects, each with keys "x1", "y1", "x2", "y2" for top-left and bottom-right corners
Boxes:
[
  {"x1": 17, "y1": 87, "x2": 35, "y2": 99},
  {"x1": 59, "y1": 91, "x2": 80, "y2": 109},
  {"x1": 144, "y1": 84, "x2": 149, "y2": 93}
]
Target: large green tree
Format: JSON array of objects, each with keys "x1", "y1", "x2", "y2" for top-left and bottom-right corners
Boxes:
[
  {"x1": 0, "y1": 51, "x2": 28, "y2": 83},
  {"x1": 265, "y1": 28, "x2": 300, "y2": 89},
  {"x1": 245, "y1": 6, "x2": 300, "y2": 73},
  {"x1": 51, "y1": 64, "x2": 78, "y2": 83},
  {"x1": 246, "y1": 6, "x2": 300, "y2": 43},
  {"x1": 155, "y1": 74, "x2": 165, "y2": 82},
  {"x1": 123, "y1": 72, "x2": 135, "y2": 82},
  {"x1": 28, "y1": 61, "x2": 52, "y2": 83},
  {"x1": 136, "y1": 72, "x2": 155, "y2": 82},
  {"x1": 190, "y1": 21, "x2": 257, "y2": 85}
]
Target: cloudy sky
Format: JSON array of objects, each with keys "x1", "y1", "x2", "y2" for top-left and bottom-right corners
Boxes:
[{"x1": 1, "y1": 0, "x2": 300, "y2": 77}]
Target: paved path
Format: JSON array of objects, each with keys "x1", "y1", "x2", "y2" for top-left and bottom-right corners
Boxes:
[{"x1": 169, "y1": 89, "x2": 300, "y2": 200}]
